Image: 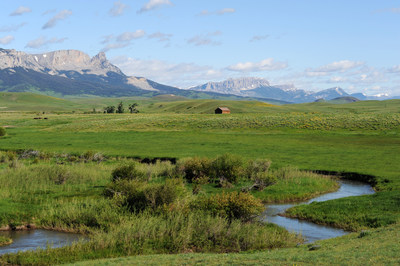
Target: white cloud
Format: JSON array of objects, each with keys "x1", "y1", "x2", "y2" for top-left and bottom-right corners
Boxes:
[
  {"x1": 316, "y1": 60, "x2": 364, "y2": 72},
  {"x1": 117, "y1": 30, "x2": 146, "y2": 42},
  {"x1": 112, "y1": 56, "x2": 223, "y2": 88},
  {"x1": 187, "y1": 31, "x2": 222, "y2": 46},
  {"x1": 305, "y1": 60, "x2": 364, "y2": 77},
  {"x1": 10, "y1": 6, "x2": 32, "y2": 16},
  {"x1": 199, "y1": 8, "x2": 236, "y2": 16},
  {"x1": 109, "y1": 1, "x2": 129, "y2": 17},
  {"x1": 0, "y1": 35, "x2": 15, "y2": 45},
  {"x1": 42, "y1": 10, "x2": 72, "y2": 29},
  {"x1": 250, "y1": 35, "x2": 269, "y2": 42},
  {"x1": 138, "y1": 0, "x2": 173, "y2": 13},
  {"x1": 25, "y1": 36, "x2": 67, "y2": 49},
  {"x1": 198, "y1": 10, "x2": 210, "y2": 16},
  {"x1": 100, "y1": 34, "x2": 114, "y2": 44},
  {"x1": 101, "y1": 42, "x2": 130, "y2": 52},
  {"x1": 387, "y1": 65, "x2": 400, "y2": 73},
  {"x1": 42, "y1": 9, "x2": 57, "y2": 16},
  {"x1": 148, "y1": 32, "x2": 172, "y2": 42},
  {"x1": 227, "y1": 58, "x2": 288, "y2": 72},
  {"x1": 217, "y1": 8, "x2": 236, "y2": 15},
  {"x1": 0, "y1": 23, "x2": 27, "y2": 32},
  {"x1": 328, "y1": 76, "x2": 347, "y2": 83}
]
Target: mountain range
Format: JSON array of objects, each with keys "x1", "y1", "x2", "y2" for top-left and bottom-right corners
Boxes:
[
  {"x1": 0, "y1": 48, "x2": 396, "y2": 103},
  {"x1": 188, "y1": 78, "x2": 394, "y2": 103}
]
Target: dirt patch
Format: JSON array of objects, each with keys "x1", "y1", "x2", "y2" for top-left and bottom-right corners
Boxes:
[{"x1": 0, "y1": 224, "x2": 36, "y2": 231}]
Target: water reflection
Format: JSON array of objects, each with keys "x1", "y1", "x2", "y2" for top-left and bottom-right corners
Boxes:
[
  {"x1": 0, "y1": 229, "x2": 84, "y2": 255},
  {"x1": 262, "y1": 180, "x2": 375, "y2": 243}
]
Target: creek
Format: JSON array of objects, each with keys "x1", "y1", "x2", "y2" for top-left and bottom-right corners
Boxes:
[
  {"x1": 262, "y1": 179, "x2": 375, "y2": 243},
  {"x1": 0, "y1": 229, "x2": 83, "y2": 255},
  {"x1": 0, "y1": 180, "x2": 375, "y2": 255}
]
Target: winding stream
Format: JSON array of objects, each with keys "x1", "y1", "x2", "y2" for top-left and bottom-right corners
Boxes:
[
  {"x1": 0, "y1": 230, "x2": 83, "y2": 255},
  {"x1": 262, "y1": 179, "x2": 375, "y2": 243},
  {"x1": 0, "y1": 180, "x2": 375, "y2": 255}
]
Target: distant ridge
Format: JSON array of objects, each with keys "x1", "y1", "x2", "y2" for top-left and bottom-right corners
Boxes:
[{"x1": 190, "y1": 77, "x2": 351, "y2": 103}]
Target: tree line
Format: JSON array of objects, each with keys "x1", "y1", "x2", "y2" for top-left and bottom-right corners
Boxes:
[{"x1": 104, "y1": 102, "x2": 139, "y2": 114}]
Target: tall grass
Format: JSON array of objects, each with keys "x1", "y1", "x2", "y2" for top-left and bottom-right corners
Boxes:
[
  {"x1": 251, "y1": 167, "x2": 339, "y2": 202},
  {"x1": 0, "y1": 211, "x2": 302, "y2": 265}
]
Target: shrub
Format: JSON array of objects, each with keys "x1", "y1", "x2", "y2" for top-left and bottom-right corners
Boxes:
[
  {"x1": 45, "y1": 165, "x2": 71, "y2": 185},
  {"x1": 111, "y1": 163, "x2": 146, "y2": 182},
  {"x1": 211, "y1": 154, "x2": 245, "y2": 184},
  {"x1": 243, "y1": 172, "x2": 277, "y2": 192},
  {"x1": 0, "y1": 127, "x2": 6, "y2": 137},
  {"x1": 191, "y1": 191, "x2": 265, "y2": 222},
  {"x1": 176, "y1": 157, "x2": 211, "y2": 183},
  {"x1": 105, "y1": 178, "x2": 186, "y2": 212},
  {"x1": 246, "y1": 159, "x2": 271, "y2": 179}
]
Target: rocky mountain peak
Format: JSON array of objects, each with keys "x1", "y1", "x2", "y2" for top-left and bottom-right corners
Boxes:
[
  {"x1": 91, "y1": 52, "x2": 107, "y2": 63},
  {"x1": 0, "y1": 48, "x2": 123, "y2": 76}
]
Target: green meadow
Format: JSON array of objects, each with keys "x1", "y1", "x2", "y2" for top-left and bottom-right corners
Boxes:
[{"x1": 0, "y1": 93, "x2": 399, "y2": 265}]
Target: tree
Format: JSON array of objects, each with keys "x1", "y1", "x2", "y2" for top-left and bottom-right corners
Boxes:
[
  {"x1": 116, "y1": 101, "x2": 124, "y2": 113},
  {"x1": 104, "y1": 106, "x2": 115, "y2": 113},
  {"x1": 128, "y1": 103, "x2": 139, "y2": 113}
]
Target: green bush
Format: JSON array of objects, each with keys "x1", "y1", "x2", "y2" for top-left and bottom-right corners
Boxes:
[
  {"x1": 211, "y1": 154, "x2": 245, "y2": 184},
  {"x1": 176, "y1": 157, "x2": 211, "y2": 183},
  {"x1": 0, "y1": 127, "x2": 6, "y2": 137},
  {"x1": 105, "y1": 178, "x2": 186, "y2": 212},
  {"x1": 191, "y1": 191, "x2": 265, "y2": 222},
  {"x1": 111, "y1": 163, "x2": 146, "y2": 182},
  {"x1": 246, "y1": 159, "x2": 271, "y2": 179}
]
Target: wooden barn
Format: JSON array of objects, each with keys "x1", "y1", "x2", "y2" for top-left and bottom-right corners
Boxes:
[{"x1": 215, "y1": 107, "x2": 231, "y2": 114}]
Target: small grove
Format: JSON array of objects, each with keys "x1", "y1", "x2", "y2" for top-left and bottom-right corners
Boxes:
[{"x1": 0, "y1": 150, "x2": 340, "y2": 264}]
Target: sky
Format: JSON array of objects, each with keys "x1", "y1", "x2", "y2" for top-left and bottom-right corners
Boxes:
[{"x1": 0, "y1": 0, "x2": 400, "y2": 96}]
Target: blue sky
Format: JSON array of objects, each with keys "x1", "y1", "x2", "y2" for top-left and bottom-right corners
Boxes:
[{"x1": 1, "y1": 0, "x2": 399, "y2": 95}]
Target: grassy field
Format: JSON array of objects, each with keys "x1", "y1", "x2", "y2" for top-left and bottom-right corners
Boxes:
[{"x1": 0, "y1": 94, "x2": 399, "y2": 265}]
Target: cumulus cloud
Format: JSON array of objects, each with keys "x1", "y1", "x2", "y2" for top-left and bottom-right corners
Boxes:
[
  {"x1": 25, "y1": 36, "x2": 67, "y2": 49},
  {"x1": 187, "y1": 31, "x2": 222, "y2": 46},
  {"x1": 10, "y1": 6, "x2": 32, "y2": 16},
  {"x1": 0, "y1": 23, "x2": 27, "y2": 32},
  {"x1": 42, "y1": 10, "x2": 72, "y2": 29},
  {"x1": 316, "y1": 60, "x2": 364, "y2": 72},
  {"x1": 227, "y1": 58, "x2": 288, "y2": 72},
  {"x1": 112, "y1": 56, "x2": 223, "y2": 88},
  {"x1": 305, "y1": 60, "x2": 364, "y2": 76},
  {"x1": 117, "y1": 30, "x2": 146, "y2": 42},
  {"x1": 109, "y1": 1, "x2": 129, "y2": 17},
  {"x1": 148, "y1": 32, "x2": 172, "y2": 42},
  {"x1": 138, "y1": 0, "x2": 173, "y2": 13},
  {"x1": 100, "y1": 30, "x2": 146, "y2": 52},
  {"x1": 0, "y1": 35, "x2": 15, "y2": 45},
  {"x1": 250, "y1": 34, "x2": 269, "y2": 42}
]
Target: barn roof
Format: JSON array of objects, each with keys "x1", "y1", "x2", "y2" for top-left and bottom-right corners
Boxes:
[{"x1": 216, "y1": 107, "x2": 230, "y2": 111}]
